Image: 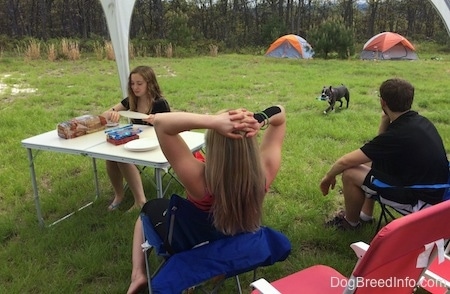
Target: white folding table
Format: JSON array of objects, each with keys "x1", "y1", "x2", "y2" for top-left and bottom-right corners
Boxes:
[{"x1": 21, "y1": 125, "x2": 205, "y2": 227}]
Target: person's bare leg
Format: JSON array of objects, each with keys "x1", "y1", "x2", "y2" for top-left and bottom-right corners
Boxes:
[
  {"x1": 106, "y1": 160, "x2": 125, "y2": 209},
  {"x1": 361, "y1": 198, "x2": 375, "y2": 217},
  {"x1": 118, "y1": 163, "x2": 147, "y2": 209},
  {"x1": 341, "y1": 165, "x2": 370, "y2": 223},
  {"x1": 127, "y1": 218, "x2": 148, "y2": 294}
]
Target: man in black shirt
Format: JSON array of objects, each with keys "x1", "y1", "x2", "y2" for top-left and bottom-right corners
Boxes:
[{"x1": 320, "y1": 78, "x2": 448, "y2": 230}]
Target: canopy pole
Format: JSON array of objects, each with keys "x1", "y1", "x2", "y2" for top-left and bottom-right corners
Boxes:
[{"x1": 99, "y1": 0, "x2": 136, "y2": 99}]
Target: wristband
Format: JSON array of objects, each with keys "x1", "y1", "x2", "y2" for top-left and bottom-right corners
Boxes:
[
  {"x1": 262, "y1": 106, "x2": 281, "y2": 118},
  {"x1": 253, "y1": 106, "x2": 281, "y2": 129},
  {"x1": 253, "y1": 112, "x2": 269, "y2": 123}
]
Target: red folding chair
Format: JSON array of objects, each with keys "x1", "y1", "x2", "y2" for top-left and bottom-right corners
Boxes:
[
  {"x1": 419, "y1": 240, "x2": 450, "y2": 294},
  {"x1": 251, "y1": 200, "x2": 450, "y2": 294}
]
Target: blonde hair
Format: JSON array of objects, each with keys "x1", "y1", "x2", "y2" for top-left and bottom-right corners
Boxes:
[
  {"x1": 205, "y1": 129, "x2": 266, "y2": 235},
  {"x1": 127, "y1": 65, "x2": 163, "y2": 112}
]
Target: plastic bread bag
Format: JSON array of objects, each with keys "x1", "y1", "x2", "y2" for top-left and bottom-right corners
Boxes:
[{"x1": 57, "y1": 114, "x2": 107, "y2": 139}]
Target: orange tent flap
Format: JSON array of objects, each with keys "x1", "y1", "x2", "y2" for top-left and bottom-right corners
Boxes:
[
  {"x1": 363, "y1": 32, "x2": 415, "y2": 51},
  {"x1": 399, "y1": 39, "x2": 415, "y2": 50},
  {"x1": 266, "y1": 34, "x2": 303, "y2": 54}
]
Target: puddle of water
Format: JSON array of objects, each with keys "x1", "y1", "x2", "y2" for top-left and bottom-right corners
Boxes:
[{"x1": 0, "y1": 74, "x2": 37, "y2": 95}]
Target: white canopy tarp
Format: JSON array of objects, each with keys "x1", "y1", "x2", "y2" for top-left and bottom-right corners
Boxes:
[
  {"x1": 429, "y1": 0, "x2": 450, "y2": 36},
  {"x1": 99, "y1": 0, "x2": 136, "y2": 99}
]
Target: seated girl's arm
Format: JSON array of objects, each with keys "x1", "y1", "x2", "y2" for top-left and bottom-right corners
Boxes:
[{"x1": 257, "y1": 105, "x2": 286, "y2": 187}]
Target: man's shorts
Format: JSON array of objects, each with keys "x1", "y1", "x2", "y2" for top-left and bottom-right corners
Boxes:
[{"x1": 361, "y1": 169, "x2": 432, "y2": 215}]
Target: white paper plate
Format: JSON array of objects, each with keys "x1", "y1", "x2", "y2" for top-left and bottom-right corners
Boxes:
[
  {"x1": 118, "y1": 111, "x2": 150, "y2": 120},
  {"x1": 124, "y1": 138, "x2": 159, "y2": 152},
  {"x1": 106, "y1": 122, "x2": 119, "y2": 127}
]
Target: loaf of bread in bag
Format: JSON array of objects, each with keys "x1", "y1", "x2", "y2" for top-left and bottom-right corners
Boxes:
[{"x1": 57, "y1": 114, "x2": 107, "y2": 139}]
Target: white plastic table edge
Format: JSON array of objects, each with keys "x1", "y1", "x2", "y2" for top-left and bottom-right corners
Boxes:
[{"x1": 21, "y1": 125, "x2": 205, "y2": 227}]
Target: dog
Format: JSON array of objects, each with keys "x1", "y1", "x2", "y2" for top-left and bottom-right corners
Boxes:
[{"x1": 320, "y1": 85, "x2": 350, "y2": 114}]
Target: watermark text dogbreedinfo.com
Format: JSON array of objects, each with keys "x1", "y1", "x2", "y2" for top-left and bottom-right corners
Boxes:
[{"x1": 331, "y1": 276, "x2": 447, "y2": 289}]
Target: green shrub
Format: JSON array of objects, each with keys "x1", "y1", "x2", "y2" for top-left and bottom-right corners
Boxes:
[{"x1": 310, "y1": 17, "x2": 355, "y2": 59}]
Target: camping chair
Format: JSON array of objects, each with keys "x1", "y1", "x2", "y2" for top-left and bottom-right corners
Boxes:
[
  {"x1": 250, "y1": 199, "x2": 450, "y2": 294},
  {"x1": 371, "y1": 162, "x2": 450, "y2": 232},
  {"x1": 141, "y1": 194, "x2": 291, "y2": 294},
  {"x1": 418, "y1": 239, "x2": 450, "y2": 293},
  {"x1": 125, "y1": 150, "x2": 206, "y2": 198}
]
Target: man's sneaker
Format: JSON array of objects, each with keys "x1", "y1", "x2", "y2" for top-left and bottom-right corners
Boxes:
[
  {"x1": 360, "y1": 217, "x2": 375, "y2": 225},
  {"x1": 334, "y1": 210, "x2": 375, "y2": 226},
  {"x1": 325, "y1": 213, "x2": 361, "y2": 231}
]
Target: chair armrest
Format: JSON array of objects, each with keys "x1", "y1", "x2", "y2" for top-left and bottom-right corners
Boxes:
[
  {"x1": 349, "y1": 241, "x2": 370, "y2": 277},
  {"x1": 350, "y1": 241, "x2": 369, "y2": 259},
  {"x1": 422, "y1": 269, "x2": 450, "y2": 288},
  {"x1": 250, "y1": 278, "x2": 282, "y2": 294}
]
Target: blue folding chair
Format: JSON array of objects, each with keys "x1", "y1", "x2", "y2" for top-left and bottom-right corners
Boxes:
[
  {"x1": 371, "y1": 162, "x2": 450, "y2": 232},
  {"x1": 140, "y1": 194, "x2": 291, "y2": 294}
]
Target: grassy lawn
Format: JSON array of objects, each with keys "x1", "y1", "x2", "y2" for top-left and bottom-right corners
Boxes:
[{"x1": 0, "y1": 52, "x2": 449, "y2": 293}]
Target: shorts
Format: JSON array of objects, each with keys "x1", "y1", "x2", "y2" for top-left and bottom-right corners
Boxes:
[
  {"x1": 141, "y1": 198, "x2": 170, "y2": 239},
  {"x1": 362, "y1": 169, "x2": 433, "y2": 215}
]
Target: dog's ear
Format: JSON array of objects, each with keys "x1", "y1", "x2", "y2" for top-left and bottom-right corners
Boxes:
[{"x1": 329, "y1": 86, "x2": 332, "y2": 90}]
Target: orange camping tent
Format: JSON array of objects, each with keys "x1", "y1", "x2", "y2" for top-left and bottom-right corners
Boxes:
[
  {"x1": 360, "y1": 32, "x2": 418, "y2": 60},
  {"x1": 265, "y1": 34, "x2": 314, "y2": 59}
]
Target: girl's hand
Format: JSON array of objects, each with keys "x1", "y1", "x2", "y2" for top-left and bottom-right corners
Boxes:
[
  {"x1": 108, "y1": 111, "x2": 121, "y2": 123},
  {"x1": 142, "y1": 114, "x2": 155, "y2": 125},
  {"x1": 212, "y1": 110, "x2": 258, "y2": 139},
  {"x1": 213, "y1": 112, "x2": 245, "y2": 139},
  {"x1": 228, "y1": 108, "x2": 260, "y2": 137}
]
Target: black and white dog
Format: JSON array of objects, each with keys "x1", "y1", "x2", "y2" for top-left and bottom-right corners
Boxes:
[{"x1": 320, "y1": 85, "x2": 350, "y2": 114}]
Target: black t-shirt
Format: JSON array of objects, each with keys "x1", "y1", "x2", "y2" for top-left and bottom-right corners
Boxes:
[
  {"x1": 121, "y1": 97, "x2": 171, "y2": 125},
  {"x1": 360, "y1": 111, "x2": 448, "y2": 203}
]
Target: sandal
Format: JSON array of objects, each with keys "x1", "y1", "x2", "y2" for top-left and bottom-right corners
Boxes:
[{"x1": 108, "y1": 201, "x2": 122, "y2": 211}]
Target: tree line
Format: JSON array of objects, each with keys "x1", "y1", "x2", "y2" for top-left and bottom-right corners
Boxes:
[{"x1": 1, "y1": 0, "x2": 449, "y2": 55}]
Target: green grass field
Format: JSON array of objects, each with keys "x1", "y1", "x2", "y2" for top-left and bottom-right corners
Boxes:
[{"x1": 0, "y1": 52, "x2": 449, "y2": 293}]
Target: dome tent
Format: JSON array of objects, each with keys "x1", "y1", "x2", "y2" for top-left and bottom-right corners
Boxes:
[
  {"x1": 265, "y1": 34, "x2": 314, "y2": 59},
  {"x1": 360, "y1": 32, "x2": 418, "y2": 60}
]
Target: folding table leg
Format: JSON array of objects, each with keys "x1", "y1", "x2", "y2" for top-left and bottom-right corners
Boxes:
[
  {"x1": 26, "y1": 148, "x2": 45, "y2": 227},
  {"x1": 154, "y1": 169, "x2": 163, "y2": 198},
  {"x1": 26, "y1": 149, "x2": 100, "y2": 227},
  {"x1": 46, "y1": 157, "x2": 99, "y2": 227}
]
